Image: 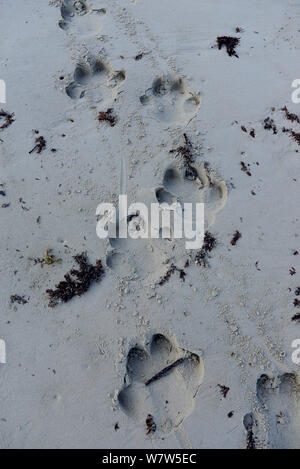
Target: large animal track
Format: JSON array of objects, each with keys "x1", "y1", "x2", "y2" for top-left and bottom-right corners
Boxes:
[
  {"x1": 118, "y1": 334, "x2": 204, "y2": 436},
  {"x1": 257, "y1": 373, "x2": 300, "y2": 448},
  {"x1": 58, "y1": 0, "x2": 106, "y2": 33},
  {"x1": 140, "y1": 74, "x2": 200, "y2": 125},
  {"x1": 65, "y1": 55, "x2": 126, "y2": 102},
  {"x1": 156, "y1": 162, "x2": 227, "y2": 228},
  {"x1": 106, "y1": 211, "x2": 166, "y2": 281}
]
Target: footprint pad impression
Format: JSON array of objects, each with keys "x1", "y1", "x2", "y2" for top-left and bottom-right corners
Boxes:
[{"x1": 118, "y1": 334, "x2": 204, "y2": 436}]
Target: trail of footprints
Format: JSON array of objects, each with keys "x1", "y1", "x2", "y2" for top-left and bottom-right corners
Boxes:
[
  {"x1": 118, "y1": 334, "x2": 204, "y2": 436},
  {"x1": 53, "y1": 0, "x2": 230, "y2": 442}
]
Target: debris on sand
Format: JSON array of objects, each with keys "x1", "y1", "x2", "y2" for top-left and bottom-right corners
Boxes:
[
  {"x1": 290, "y1": 130, "x2": 300, "y2": 146},
  {"x1": 292, "y1": 313, "x2": 300, "y2": 322},
  {"x1": 29, "y1": 136, "x2": 46, "y2": 154},
  {"x1": 293, "y1": 298, "x2": 300, "y2": 308},
  {"x1": 217, "y1": 36, "x2": 240, "y2": 58},
  {"x1": 46, "y1": 253, "x2": 104, "y2": 307},
  {"x1": 290, "y1": 267, "x2": 296, "y2": 276},
  {"x1": 218, "y1": 384, "x2": 230, "y2": 398},
  {"x1": 135, "y1": 52, "x2": 144, "y2": 61},
  {"x1": 240, "y1": 161, "x2": 251, "y2": 176},
  {"x1": 146, "y1": 414, "x2": 156, "y2": 435},
  {"x1": 158, "y1": 263, "x2": 186, "y2": 286},
  {"x1": 145, "y1": 357, "x2": 186, "y2": 386},
  {"x1": 170, "y1": 133, "x2": 194, "y2": 166},
  {"x1": 249, "y1": 129, "x2": 256, "y2": 138},
  {"x1": 231, "y1": 230, "x2": 242, "y2": 246},
  {"x1": 0, "y1": 109, "x2": 15, "y2": 130},
  {"x1": 98, "y1": 108, "x2": 117, "y2": 127},
  {"x1": 32, "y1": 249, "x2": 61, "y2": 266},
  {"x1": 10, "y1": 295, "x2": 28, "y2": 305},
  {"x1": 195, "y1": 231, "x2": 217, "y2": 267},
  {"x1": 281, "y1": 106, "x2": 300, "y2": 124},
  {"x1": 263, "y1": 117, "x2": 277, "y2": 134}
]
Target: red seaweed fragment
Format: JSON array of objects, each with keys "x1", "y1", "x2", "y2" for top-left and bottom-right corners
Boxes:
[
  {"x1": 217, "y1": 36, "x2": 240, "y2": 58},
  {"x1": 46, "y1": 253, "x2": 104, "y2": 307}
]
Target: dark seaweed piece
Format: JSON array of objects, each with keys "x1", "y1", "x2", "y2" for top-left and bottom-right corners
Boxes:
[
  {"x1": 46, "y1": 253, "x2": 104, "y2": 307},
  {"x1": 241, "y1": 126, "x2": 247, "y2": 133},
  {"x1": 292, "y1": 313, "x2": 300, "y2": 322},
  {"x1": 290, "y1": 130, "x2": 300, "y2": 146},
  {"x1": 10, "y1": 295, "x2": 28, "y2": 305},
  {"x1": 158, "y1": 263, "x2": 186, "y2": 286},
  {"x1": 218, "y1": 384, "x2": 230, "y2": 398},
  {"x1": 195, "y1": 231, "x2": 217, "y2": 267},
  {"x1": 0, "y1": 109, "x2": 15, "y2": 130},
  {"x1": 263, "y1": 117, "x2": 277, "y2": 134},
  {"x1": 290, "y1": 267, "x2": 296, "y2": 276},
  {"x1": 0, "y1": 190, "x2": 5, "y2": 196},
  {"x1": 231, "y1": 230, "x2": 242, "y2": 246},
  {"x1": 217, "y1": 36, "x2": 240, "y2": 58},
  {"x1": 249, "y1": 129, "x2": 256, "y2": 138},
  {"x1": 146, "y1": 414, "x2": 156, "y2": 435},
  {"x1": 29, "y1": 136, "x2": 46, "y2": 154},
  {"x1": 145, "y1": 358, "x2": 186, "y2": 386},
  {"x1": 293, "y1": 250, "x2": 299, "y2": 256},
  {"x1": 98, "y1": 108, "x2": 117, "y2": 127},
  {"x1": 228, "y1": 411, "x2": 234, "y2": 418},
  {"x1": 170, "y1": 133, "x2": 195, "y2": 169},
  {"x1": 1, "y1": 203, "x2": 9, "y2": 208},
  {"x1": 240, "y1": 161, "x2": 251, "y2": 176},
  {"x1": 295, "y1": 287, "x2": 300, "y2": 296},
  {"x1": 281, "y1": 106, "x2": 300, "y2": 124},
  {"x1": 114, "y1": 423, "x2": 119, "y2": 431},
  {"x1": 135, "y1": 52, "x2": 144, "y2": 61},
  {"x1": 293, "y1": 299, "x2": 300, "y2": 308}
]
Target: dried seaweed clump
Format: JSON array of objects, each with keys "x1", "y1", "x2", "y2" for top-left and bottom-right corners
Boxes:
[
  {"x1": 10, "y1": 295, "x2": 28, "y2": 305},
  {"x1": 98, "y1": 108, "x2": 117, "y2": 127},
  {"x1": 146, "y1": 414, "x2": 156, "y2": 435},
  {"x1": 218, "y1": 384, "x2": 230, "y2": 398},
  {"x1": 170, "y1": 133, "x2": 198, "y2": 180},
  {"x1": 195, "y1": 231, "x2": 217, "y2": 267},
  {"x1": 0, "y1": 109, "x2": 15, "y2": 130},
  {"x1": 281, "y1": 106, "x2": 300, "y2": 124},
  {"x1": 231, "y1": 230, "x2": 242, "y2": 246},
  {"x1": 29, "y1": 136, "x2": 46, "y2": 154},
  {"x1": 158, "y1": 263, "x2": 186, "y2": 286},
  {"x1": 217, "y1": 36, "x2": 240, "y2": 58},
  {"x1": 292, "y1": 313, "x2": 300, "y2": 322},
  {"x1": 46, "y1": 253, "x2": 104, "y2": 307},
  {"x1": 263, "y1": 117, "x2": 277, "y2": 134}
]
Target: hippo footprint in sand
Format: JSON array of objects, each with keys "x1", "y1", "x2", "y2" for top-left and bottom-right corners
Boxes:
[
  {"x1": 257, "y1": 373, "x2": 300, "y2": 449},
  {"x1": 65, "y1": 55, "x2": 126, "y2": 102},
  {"x1": 156, "y1": 161, "x2": 227, "y2": 228},
  {"x1": 58, "y1": 0, "x2": 106, "y2": 33},
  {"x1": 140, "y1": 74, "x2": 200, "y2": 125},
  {"x1": 118, "y1": 333, "x2": 204, "y2": 436}
]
